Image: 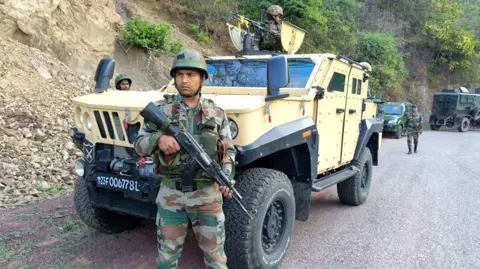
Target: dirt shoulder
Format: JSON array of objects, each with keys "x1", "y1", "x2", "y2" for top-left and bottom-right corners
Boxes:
[{"x1": 0, "y1": 194, "x2": 204, "y2": 269}]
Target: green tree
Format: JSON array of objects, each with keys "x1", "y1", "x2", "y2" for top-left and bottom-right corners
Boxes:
[
  {"x1": 424, "y1": 0, "x2": 478, "y2": 71},
  {"x1": 357, "y1": 32, "x2": 408, "y2": 100}
]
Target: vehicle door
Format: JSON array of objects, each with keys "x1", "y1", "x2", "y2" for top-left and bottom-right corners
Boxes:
[
  {"x1": 340, "y1": 68, "x2": 364, "y2": 164},
  {"x1": 316, "y1": 60, "x2": 351, "y2": 172}
]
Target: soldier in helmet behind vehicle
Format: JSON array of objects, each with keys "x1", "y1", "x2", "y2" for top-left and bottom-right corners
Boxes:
[
  {"x1": 405, "y1": 105, "x2": 423, "y2": 154},
  {"x1": 260, "y1": 4, "x2": 284, "y2": 51},
  {"x1": 114, "y1": 73, "x2": 132, "y2": 91},
  {"x1": 134, "y1": 49, "x2": 236, "y2": 269}
]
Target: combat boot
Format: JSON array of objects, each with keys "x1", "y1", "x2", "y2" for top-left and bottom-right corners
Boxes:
[
  {"x1": 414, "y1": 144, "x2": 417, "y2": 153},
  {"x1": 408, "y1": 147, "x2": 412, "y2": 155}
]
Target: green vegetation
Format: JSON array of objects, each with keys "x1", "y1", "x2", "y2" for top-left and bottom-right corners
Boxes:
[
  {"x1": 188, "y1": 24, "x2": 210, "y2": 46},
  {"x1": 119, "y1": 17, "x2": 183, "y2": 56},
  {"x1": 154, "y1": 0, "x2": 479, "y2": 103}
]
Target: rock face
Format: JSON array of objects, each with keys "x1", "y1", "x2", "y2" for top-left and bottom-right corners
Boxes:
[
  {"x1": 0, "y1": 0, "x2": 123, "y2": 75},
  {"x1": 0, "y1": 37, "x2": 95, "y2": 207}
]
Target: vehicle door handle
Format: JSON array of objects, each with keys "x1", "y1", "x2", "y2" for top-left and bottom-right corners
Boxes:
[
  {"x1": 336, "y1": 108, "x2": 345, "y2": 113},
  {"x1": 349, "y1": 109, "x2": 356, "y2": 114}
]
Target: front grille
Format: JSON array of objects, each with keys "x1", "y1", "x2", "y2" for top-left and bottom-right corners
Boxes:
[
  {"x1": 93, "y1": 110, "x2": 126, "y2": 141},
  {"x1": 92, "y1": 110, "x2": 142, "y2": 146}
]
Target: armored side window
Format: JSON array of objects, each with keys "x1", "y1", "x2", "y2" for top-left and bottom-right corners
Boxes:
[
  {"x1": 328, "y1": 72, "x2": 346, "y2": 92},
  {"x1": 357, "y1": 80, "x2": 362, "y2": 95},
  {"x1": 352, "y1": 78, "x2": 357, "y2": 94}
]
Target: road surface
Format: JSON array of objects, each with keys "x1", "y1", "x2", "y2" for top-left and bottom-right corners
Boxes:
[{"x1": 1, "y1": 129, "x2": 479, "y2": 269}]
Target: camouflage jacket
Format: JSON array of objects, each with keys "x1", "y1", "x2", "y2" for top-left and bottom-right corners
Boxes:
[
  {"x1": 259, "y1": 20, "x2": 282, "y2": 51},
  {"x1": 134, "y1": 93, "x2": 236, "y2": 179},
  {"x1": 406, "y1": 112, "x2": 423, "y2": 132}
]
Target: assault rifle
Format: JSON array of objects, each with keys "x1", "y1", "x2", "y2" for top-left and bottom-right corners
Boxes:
[
  {"x1": 228, "y1": 11, "x2": 279, "y2": 37},
  {"x1": 140, "y1": 102, "x2": 253, "y2": 220}
]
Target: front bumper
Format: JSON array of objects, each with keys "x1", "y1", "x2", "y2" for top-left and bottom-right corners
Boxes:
[
  {"x1": 382, "y1": 124, "x2": 398, "y2": 132},
  {"x1": 71, "y1": 132, "x2": 160, "y2": 220}
]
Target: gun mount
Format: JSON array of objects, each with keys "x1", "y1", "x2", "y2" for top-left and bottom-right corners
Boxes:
[{"x1": 226, "y1": 11, "x2": 306, "y2": 55}]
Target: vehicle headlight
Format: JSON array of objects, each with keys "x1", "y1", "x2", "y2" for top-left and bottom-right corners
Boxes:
[
  {"x1": 83, "y1": 113, "x2": 92, "y2": 131},
  {"x1": 228, "y1": 119, "x2": 238, "y2": 139},
  {"x1": 74, "y1": 160, "x2": 85, "y2": 177}
]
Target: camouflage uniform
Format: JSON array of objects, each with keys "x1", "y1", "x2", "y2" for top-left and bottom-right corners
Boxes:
[
  {"x1": 134, "y1": 49, "x2": 235, "y2": 269},
  {"x1": 405, "y1": 112, "x2": 423, "y2": 154},
  {"x1": 259, "y1": 5, "x2": 283, "y2": 51}
]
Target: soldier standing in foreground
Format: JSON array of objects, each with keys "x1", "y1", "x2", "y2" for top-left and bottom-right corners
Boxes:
[
  {"x1": 260, "y1": 5, "x2": 284, "y2": 51},
  {"x1": 114, "y1": 73, "x2": 132, "y2": 91},
  {"x1": 405, "y1": 105, "x2": 423, "y2": 154},
  {"x1": 134, "y1": 49, "x2": 236, "y2": 269}
]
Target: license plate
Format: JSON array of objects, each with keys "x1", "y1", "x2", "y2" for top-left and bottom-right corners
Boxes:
[{"x1": 96, "y1": 173, "x2": 143, "y2": 196}]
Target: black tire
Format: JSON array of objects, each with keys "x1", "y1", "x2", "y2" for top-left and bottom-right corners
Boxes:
[
  {"x1": 224, "y1": 168, "x2": 295, "y2": 269},
  {"x1": 74, "y1": 176, "x2": 143, "y2": 234},
  {"x1": 457, "y1": 117, "x2": 470, "y2": 132},
  {"x1": 395, "y1": 125, "x2": 402, "y2": 139},
  {"x1": 337, "y1": 147, "x2": 373, "y2": 206},
  {"x1": 430, "y1": 125, "x2": 440, "y2": 131}
]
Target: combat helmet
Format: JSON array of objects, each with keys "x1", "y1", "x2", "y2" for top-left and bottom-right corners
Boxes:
[
  {"x1": 170, "y1": 49, "x2": 209, "y2": 79},
  {"x1": 266, "y1": 5, "x2": 284, "y2": 17},
  {"x1": 114, "y1": 74, "x2": 132, "y2": 90}
]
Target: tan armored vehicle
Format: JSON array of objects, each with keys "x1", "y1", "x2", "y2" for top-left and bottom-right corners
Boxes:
[{"x1": 69, "y1": 24, "x2": 383, "y2": 269}]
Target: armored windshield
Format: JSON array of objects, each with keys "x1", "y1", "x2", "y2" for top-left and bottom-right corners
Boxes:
[
  {"x1": 204, "y1": 58, "x2": 315, "y2": 88},
  {"x1": 384, "y1": 104, "x2": 403, "y2": 116}
]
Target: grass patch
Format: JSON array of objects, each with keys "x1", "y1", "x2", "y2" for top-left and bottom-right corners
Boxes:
[
  {"x1": 37, "y1": 185, "x2": 73, "y2": 197},
  {"x1": 59, "y1": 217, "x2": 85, "y2": 234},
  {"x1": 0, "y1": 242, "x2": 32, "y2": 265},
  {"x1": 188, "y1": 24, "x2": 210, "y2": 47}
]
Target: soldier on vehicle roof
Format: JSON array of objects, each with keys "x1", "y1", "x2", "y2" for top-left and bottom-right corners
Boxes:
[
  {"x1": 405, "y1": 105, "x2": 423, "y2": 154},
  {"x1": 114, "y1": 73, "x2": 132, "y2": 91},
  {"x1": 260, "y1": 4, "x2": 284, "y2": 51},
  {"x1": 133, "y1": 49, "x2": 236, "y2": 269}
]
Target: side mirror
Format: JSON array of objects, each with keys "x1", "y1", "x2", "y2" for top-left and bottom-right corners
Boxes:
[
  {"x1": 266, "y1": 55, "x2": 290, "y2": 102},
  {"x1": 94, "y1": 58, "x2": 116, "y2": 93}
]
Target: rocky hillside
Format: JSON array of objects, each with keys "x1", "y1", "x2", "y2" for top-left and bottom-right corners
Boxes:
[
  {"x1": 0, "y1": 0, "x2": 123, "y2": 76},
  {"x1": 0, "y1": 37, "x2": 94, "y2": 207}
]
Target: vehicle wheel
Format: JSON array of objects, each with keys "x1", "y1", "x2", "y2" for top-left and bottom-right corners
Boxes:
[
  {"x1": 74, "y1": 176, "x2": 143, "y2": 234},
  {"x1": 430, "y1": 125, "x2": 440, "y2": 131},
  {"x1": 457, "y1": 117, "x2": 470, "y2": 132},
  {"x1": 224, "y1": 168, "x2": 295, "y2": 269},
  {"x1": 395, "y1": 125, "x2": 402, "y2": 139},
  {"x1": 337, "y1": 147, "x2": 373, "y2": 206}
]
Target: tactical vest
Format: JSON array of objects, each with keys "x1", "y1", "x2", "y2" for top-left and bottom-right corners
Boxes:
[{"x1": 154, "y1": 94, "x2": 226, "y2": 180}]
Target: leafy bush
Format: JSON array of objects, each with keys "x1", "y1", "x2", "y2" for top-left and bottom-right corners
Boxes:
[
  {"x1": 120, "y1": 17, "x2": 183, "y2": 56},
  {"x1": 188, "y1": 24, "x2": 210, "y2": 46},
  {"x1": 357, "y1": 32, "x2": 408, "y2": 100}
]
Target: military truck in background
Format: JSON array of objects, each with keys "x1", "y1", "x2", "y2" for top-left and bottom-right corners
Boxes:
[
  {"x1": 382, "y1": 101, "x2": 413, "y2": 139},
  {"x1": 68, "y1": 22, "x2": 383, "y2": 269},
  {"x1": 429, "y1": 87, "x2": 480, "y2": 132}
]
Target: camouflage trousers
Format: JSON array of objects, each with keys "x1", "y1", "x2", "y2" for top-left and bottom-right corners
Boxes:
[
  {"x1": 155, "y1": 181, "x2": 227, "y2": 269},
  {"x1": 407, "y1": 131, "x2": 419, "y2": 149}
]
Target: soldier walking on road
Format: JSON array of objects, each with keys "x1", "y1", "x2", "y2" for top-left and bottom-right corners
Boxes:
[
  {"x1": 134, "y1": 49, "x2": 236, "y2": 269},
  {"x1": 405, "y1": 105, "x2": 423, "y2": 154}
]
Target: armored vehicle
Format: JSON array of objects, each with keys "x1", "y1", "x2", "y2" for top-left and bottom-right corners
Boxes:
[
  {"x1": 382, "y1": 102, "x2": 413, "y2": 139},
  {"x1": 69, "y1": 24, "x2": 383, "y2": 268},
  {"x1": 429, "y1": 88, "x2": 480, "y2": 132}
]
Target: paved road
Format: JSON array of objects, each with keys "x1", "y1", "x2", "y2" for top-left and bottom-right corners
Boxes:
[
  {"x1": 2, "y1": 130, "x2": 479, "y2": 269},
  {"x1": 280, "y1": 130, "x2": 480, "y2": 269}
]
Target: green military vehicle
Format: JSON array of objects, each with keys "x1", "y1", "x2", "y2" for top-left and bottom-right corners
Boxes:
[
  {"x1": 429, "y1": 88, "x2": 480, "y2": 132},
  {"x1": 382, "y1": 101, "x2": 413, "y2": 139}
]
